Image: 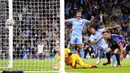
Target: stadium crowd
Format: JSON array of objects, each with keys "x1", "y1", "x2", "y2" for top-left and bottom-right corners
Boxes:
[
  {"x1": 13, "y1": 0, "x2": 60, "y2": 59},
  {"x1": 65, "y1": 0, "x2": 130, "y2": 58}
]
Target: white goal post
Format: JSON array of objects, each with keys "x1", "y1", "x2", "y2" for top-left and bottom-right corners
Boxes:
[
  {"x1": 8, "y1": 0, "x2": 13, "y2": 68},
  {"x1": 59, "y1": 0, "x2": 65, "y2": 72}
]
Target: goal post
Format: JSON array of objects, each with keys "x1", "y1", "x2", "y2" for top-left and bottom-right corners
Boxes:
[
  {"x1": 8, "y1": 0, "x2": 13, "y2": 68},
  {"x1": 59, "y1": 0, "x2": 65, "y2": 72}
]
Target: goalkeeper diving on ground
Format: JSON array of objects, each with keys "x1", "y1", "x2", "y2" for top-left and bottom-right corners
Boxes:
[{"x1": 52, "y1": 48, "x2": 97, "y2": 70}]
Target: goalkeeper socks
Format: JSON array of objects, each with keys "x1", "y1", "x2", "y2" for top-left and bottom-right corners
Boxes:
[
  {"x1": 71, "y1": 49, "x2": 76, "y2": 54},
  {"x1": 79, "y1": 49, "x2": 84, "y2": 59},
  {"x1": 115, "y1": 54, "x2": 120, "y2": 65},
  {"x1": 111, "y1": 55, "x2": 116, "y2": 65}
]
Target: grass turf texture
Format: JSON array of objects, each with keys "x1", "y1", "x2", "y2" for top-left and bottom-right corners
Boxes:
[{"x1": 0, "y1": 59, "x2": 130, "y2": 73}]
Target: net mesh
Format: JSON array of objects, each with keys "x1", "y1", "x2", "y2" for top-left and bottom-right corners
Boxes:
[
  {"x1": 0, "y1": 0, "x2": 9, "y2": 68},
  {"x1": 0, "y1": 0, "x2": 60, "y2": 72}
]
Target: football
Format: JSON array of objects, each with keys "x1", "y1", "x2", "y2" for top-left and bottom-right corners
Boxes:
[{"x1": 5, "y1": 19, "x2": 15, "y2": 26}]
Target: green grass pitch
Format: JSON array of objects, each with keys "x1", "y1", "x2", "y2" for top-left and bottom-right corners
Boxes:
[{"x1": 0, "y1": 59, "x2": 130, "y2": 73}]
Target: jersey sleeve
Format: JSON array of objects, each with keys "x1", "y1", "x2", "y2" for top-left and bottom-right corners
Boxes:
[
  {"x1": 113, "y1": 35, "x2": 121, "y2": 44},
  {"x1": 89, "y1": 35, "x2": 95, "y2": 42},
  {"x1": 67, "y1": 18, "x2": 75, "y2": 23},
  {"x1": 117, "y1": 40, "x2": 122, "y2": 45},
  {"x1": 83, "y1": 19, "x2": 88, "y2": 23},
  {"x1": 98, "y1": 28, "x2": 105, "y2": 33}
]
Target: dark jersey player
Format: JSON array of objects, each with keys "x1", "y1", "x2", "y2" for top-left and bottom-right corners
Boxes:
[{"x1": 102, "y1": 30, "x2": 126, "y2": 67}]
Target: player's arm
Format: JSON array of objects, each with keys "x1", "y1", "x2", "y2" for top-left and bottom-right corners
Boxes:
[
  {"x1": 89, "y1": 36, "x2": 103, "y2": 45},
  {"x1": 91, "y1": 37, "x2": 103, "y2": 45},
  {"x1": 86, "y1": 16, "x2": 94, "y2": 25},
  {"x1": 65, "y1": 19, "x2": 69, "y2": 23},
  {"x1": 118, "y1": 43, "x2": 124, "y2": 60},
  {"x1": 87, "y1": 16, "x2": 94, "y2": 23},
  {"x1": 65, "y1": 18, "x2": 74, "y2": 23},
  {"x1": 105, "y1": 25, "x2": 121, "y2": 30}
]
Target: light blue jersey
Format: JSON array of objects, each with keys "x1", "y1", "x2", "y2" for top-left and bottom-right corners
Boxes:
[
  {"x1": 89, "y1": 28, "x2": 108, "y2": 51},
  {"x1": 68, "y1": 18, "x2": 88, "y2": 44},
  {"x1": 89, "y1": 28, "x2": 116, "y2": 64}
]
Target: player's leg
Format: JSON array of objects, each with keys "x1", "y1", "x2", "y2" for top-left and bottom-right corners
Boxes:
[
  {"x1": 111, "y1": 53, "x2": 116, "y2": 67},
  {"x1": 77, "y1": 36, "x2": 84, "y2": 59},
  {"x1": 77, "y1": 44, "x2": 84, "y2": 59},
  {"x1": 70, "y1": 36, "x2": 76, "y2": 54},
  {"x1": 114, "y1": 48, "x2": 121, "y2": 67},
  {"x1": 103, "y1": 48, "x2": 112, "y2": 65},
  {"x1": 77, "y1": 57, "x2": 97, "y2": 68},
  {"x1": 75, "y1": 54, "x2": 91, "y2": 68},
  {"x1": 102, "y1": 45, "x2": 117, "y2": 67},
  {"x1": 96, "y1": 46, "x2": 103, "y2": 65},
  {"x1": 70, "y1": 44, "x2": 76, "y2": 54},
  {"x1": 97, "y1": 45, "x2": 108, "y2": 65}
]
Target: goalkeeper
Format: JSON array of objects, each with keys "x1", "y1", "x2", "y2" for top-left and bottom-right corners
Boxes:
[{"x1": 53, "y1": 48, "x2": 97, "y2": 69}]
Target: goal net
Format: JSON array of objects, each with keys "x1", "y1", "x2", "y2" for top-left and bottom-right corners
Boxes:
[
  {"x1": 0, "y1": 0, "x2": 9, "y2": 68},
  {"x1": 0, "y1": 0, "x2": 65, "y2": 72}
]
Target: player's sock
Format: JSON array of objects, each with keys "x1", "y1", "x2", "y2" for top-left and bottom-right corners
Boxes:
[
  {"x1": 79, "y1": 49, "x2": 84, "y2": 59},
  {"x1": 71, "y1": 49, "x2": 76, "y2": 54},
  {"x1": 111, "y1": 54, "x2": 116, "y2": 66},
  {"x1": 103, "y1": 53, "x2": 111, "y2": 65},
  {"x1": 98, "y1": 50, "x2": 103, "y2": 60},
  {"x1": 106, "y1": 53, "x2": 111, "y2": 62},
  {"x1": 96, "y1": 50, "x2": 102, "y2": 65},
  {"x1": 115, "y1": 54, "x2": 120, "y2": 65}
]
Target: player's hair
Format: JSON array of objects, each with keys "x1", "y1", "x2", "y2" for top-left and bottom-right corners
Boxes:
[
  {"x1": 89, "y1": 24, "x2": 100, "y2": 31},
  {"x1": 77, "y1": 10, "x2": 82, "y2": 13},
  {"x1": 74, "y1": 10, "x2": 82, "y2": 18},
  {"x1": 102, "y1": 30, "x2": 110, "y2": 34},
  {"x1": 68, "y1": 52, "x2": 72, "y2": 56}
]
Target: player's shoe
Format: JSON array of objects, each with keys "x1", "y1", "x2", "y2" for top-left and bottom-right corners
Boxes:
[
  {"x1": 116, "y1": 64, "x2": 121, "y2": 68},
  {"x1": 103, "y1": 62, "x2": 111, "y2": 66},
  {"x1": 90, "y1": 65, "x2": 98, "y2": 68},
  {"x1": 96, "y1": 59, "x2": 101, "y2": 65},
  {"x1": 112, "y1": 64, "x2": 116, "y2": 67}
]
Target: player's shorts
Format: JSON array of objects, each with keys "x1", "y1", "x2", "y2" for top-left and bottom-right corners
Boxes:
[
  {"x1": 99, "y1": 45, "x2": 108, "y2": 52},
  {"x1": 110, "y1": 44, "x2": 126, "y2": 51},
  {"x1": 110, "y1": 44, "x2": 119, "y2": 51},
  {"x1": 71, "y1": 35, "x2": 82, "y2": 44}
]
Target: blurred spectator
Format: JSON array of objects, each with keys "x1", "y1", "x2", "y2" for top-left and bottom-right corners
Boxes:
[
  {"x1": 18, "y1": 12, "x2": 22, "y2": 22},
  {"x1": 22, "y1": 48, "x2": 28, "y2": 59},
  {"x1": 65, "y1": 2, "x2": 71, "y2": 19},
  {"x1": 125, "y1": 40, "x2": 130, "y2": 59},
  {"x1": 23, "y1": 31, "x2": 29, "y2": 39}
]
